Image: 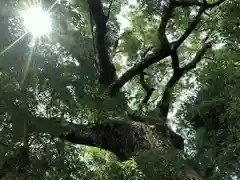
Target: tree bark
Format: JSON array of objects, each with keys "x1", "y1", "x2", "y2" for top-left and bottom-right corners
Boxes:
[
  {"x1": 28, "y1": 115, "x2": 170, "y2": 161},
  {"x1": 87, "y1": 0, "x2": 117, "y2": 86}
]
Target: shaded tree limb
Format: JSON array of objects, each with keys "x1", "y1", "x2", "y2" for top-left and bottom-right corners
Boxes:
[
  {"x1": 6, "y1": 100, "x2": 182, "y2": 161},
  {"x1": 4, "y1": 101, "x2": 197, "y2": 179},
  {"x1": 87, "y1": 0, "x2": 116, "y2": 86},
  {"x1": 128, "y1": 113, "x2": 184, "y2": 150},
  {"x1": 106, "y1": 0, "x2": 114, "y2": 21},
  {"x1": 109, "y1": 45, "x2": 171, "y2": 96},
  {"x1": 157, "y1": 42, "x2": 212, "y2": 118},
  {"x1": 172, "y1": 0, "x2": 226, "y2": 48},
  {"x1": 173, "y1": 7, "x2": 205, "y2": 49},
  {"x1": 139, "y1": 72, "x2": 155, "y2": 105},
  {"x1": 172, "y1": 0, "x2": 203, "y2": 7},
  {"x1": 172, "y1": 0, "x2": 226, "y2": 7},
  {"x1": 158, "y1": 1, "x2": 175, "y2": 45},
  {"x1": 182, "y1": 42, "x2": 212, "y2": 72},
  {"x1": 109, "y1": 0, "x2": 224, "y2": 96},
  {"x1": 158, "y1": 50, "x2": 182, "y2": 118},
  {"x1": 109, "y1": 1, "x2": 176, "y2": 96},
  {"x1": 29, "y1": 115, "x2": 163, "y2": 161},
  {"x1": 157, "y1": 70, "x2": 184, "y2": 118},
  {"x1": 171, "y1": 50, "x2": 180, "y2": 72},
  {"x1": 138, "y1": 48, "x2": 156, "y2": 105}
]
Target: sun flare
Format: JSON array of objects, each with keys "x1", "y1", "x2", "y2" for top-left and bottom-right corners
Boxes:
[{"x1": 22, "y1": 6, "x2": 52, "y2": 37}]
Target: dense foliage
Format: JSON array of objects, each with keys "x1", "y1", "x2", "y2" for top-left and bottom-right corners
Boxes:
[{"x1": 0, "y1": 0, "x2": 239, "y2": 179}]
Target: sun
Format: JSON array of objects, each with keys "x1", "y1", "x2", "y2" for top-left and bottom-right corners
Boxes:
[{"x1": 22, "y1": 6, "x2": 52, "y2": 37}]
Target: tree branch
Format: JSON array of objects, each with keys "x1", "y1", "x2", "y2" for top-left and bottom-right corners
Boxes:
[
  {"x1": 106, "y1": 0, "x2": 114, "y2": 21},
  {"x1": 182, "y1": 42, "x2": 212, "y2": 72},
  {"x1": 157, "y1": 50, "x2": 182, "y2": 118},
  {"x1": 6, "y1": 99, "x2": 183, "y2": 162},
  {"x1": 139, "y1": 72, "x2": 155, "y2": 104},
  {"x1": 172, "y1": 0, "x2": 226, "y2": 8},
  {"x1": 87, "y1": 0, "x2": 116, "y2": 86},
  {"x1": 140, "y1": 46, "x2": 154, "y2": 58},
  {"x1": 157, "y1": 42, "x2": 211, "y2": 119},
  {"x1": 108, "y1": 1, "x2": 176, "y2": 96},
  {"x1": 171, "y1": 50, "x2": 180, "y2": 72},
  {"x1": 157, "y1": 70, "x2": 184, "y2": 118},
  {"x1": 28, "y1": 115, "x2": 164, "y2": 161},
  {"x1": 158, "y1": 1, "x2": 175, "y2": 45},
  {"x1": 127, "y1": 113, "x2": 184, "y2": 150},
  {"x1": 109, "y1": 46, "x2": 171, "y2": 96},
  {"x1": 172, "y1": 0, "x2": 203, "y2": 7},
  {"x1": 173, "y1": 0, "x2": 226, "y2": 49},
  {"x1": 108, "y1": 0, "x2": 224, "y2": 97},
  {"x1": 173, "y1": 7, "x2": 205, "y2": 49}
]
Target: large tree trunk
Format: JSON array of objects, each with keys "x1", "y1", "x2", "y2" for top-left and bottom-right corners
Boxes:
[
  {"x1": 28, "y1": 115, "x2": 169, "y2": 161},
  {"x1": 18, "y1": 112, "x2": 201, "y2": 179}
]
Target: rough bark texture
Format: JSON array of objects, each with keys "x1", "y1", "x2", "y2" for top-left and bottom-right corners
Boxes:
[
  {"x1": 27, "y1": 114, "x2": 170, "y2": 161},
  {"x1": 87, "y1": 0, "x2": 117, "y2": 86}
]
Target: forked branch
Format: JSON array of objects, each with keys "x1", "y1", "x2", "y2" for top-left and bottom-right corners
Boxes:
[
  {"x1": 109, "y1": 0, "x2": 225, "y2": 96},
  {"x1": 157, "y1": 42, "x2": 212, "y2": 118}
]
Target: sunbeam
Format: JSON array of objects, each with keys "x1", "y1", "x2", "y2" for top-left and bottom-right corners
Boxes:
[
  {"x1": 0, "y1": 0, "x2": 58, "y2": 57},
  {"x1": 0, "y1": 32, "x2": 28, "y2": 56},
  {"x1": 22, "y1": 39, "x2": 35, "y2": 84},
  {"x1": 19, "y1": 0, "x2": 59, "y2": 82},
  {"x1": 47, "y1": 0, "x2": 59, "y2": 13},
  {"x1": 0, "y1": 0, "x2": 59, "y2": 58},
  {"x1": 0, "y1": 0, "x2": 59, "y2": 84}
]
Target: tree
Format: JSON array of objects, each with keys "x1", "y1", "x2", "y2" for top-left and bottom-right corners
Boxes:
[
  {"x1": 0, "y1": 0, "x2": 236, "y2": 179},
  {"x1": 176, "y1": 47, "x2": 240, "y2": 179}
]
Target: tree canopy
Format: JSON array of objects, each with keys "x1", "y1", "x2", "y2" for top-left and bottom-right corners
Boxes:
[{"x1": 0, "y1": 0, "x2": 239, "y2": 179}]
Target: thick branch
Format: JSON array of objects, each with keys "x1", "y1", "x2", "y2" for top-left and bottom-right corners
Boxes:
[
  {"x1": 157, "y1": 50, "x2": 181, "y2": 118},
  {"x1": 157, "y1": 42, "x2": 211, "y2": 118},
  {"x1": 173, "y1": 7, "x2": 205, "y2": 49},
  {"x1": 173, "y1": 0, "x2": 226, "y2": 49},
  {"x1": 173, "y1": 0, "x2": 226, "y2": 8},
  {"x1": 6, "y1": 96, "x2": 182, "y2": 161},
  {"x1": 87, "y1": 0, "x2": 116, "y2": 86},
  {"x1": 173, "y1": 0, "x2": 203, "y2": 7},
  {"x1": 109, "y1": 1, "x2": 202, "y2": 96},
  {"x1": 108, "y1": 0, "x2": 224, "y2": 97},
  {"x1": 28, "y1": 116, "x2": 163, "y2": 161},
  {"x1": 171, "y1": 50, "x2": 180, "y2": 72},
  {"x1": 157, "y1": 70, "x2": 184, "y2": 118},
  {"x1": 6, "y1": 104, "x2": 190, "y2": 177},
  {"x1": 108, "y1": 1, "x2": 177, "y2": 96},
  {"x1": 158, "y1": 1, "x2": 174, "y2": 45},
  {"x1": 128, "y1": 113, "x2": 184, "y2": 150},
  {"x1": 182, "y1": 42, "x2": 211, "y2": 72},
  {"x1": 109, "y1": 46, "x2": 171, "y2": 96},
  {"x1": 140, "y1": 72, "x2": 155, "y2": 104}
]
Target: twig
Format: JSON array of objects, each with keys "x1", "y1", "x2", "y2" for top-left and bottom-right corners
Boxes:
[{"x1": 106, "y1": 0, "x2": 114, "y2": 21}]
